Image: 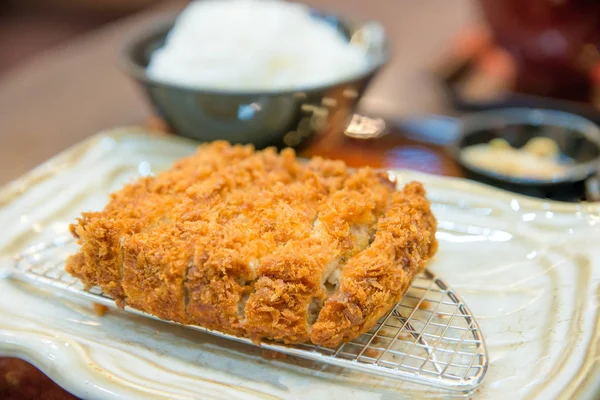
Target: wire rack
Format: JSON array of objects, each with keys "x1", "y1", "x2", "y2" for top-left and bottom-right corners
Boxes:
[{"x1": 7, "y1": 236, "x2": 488, "y2": 394}]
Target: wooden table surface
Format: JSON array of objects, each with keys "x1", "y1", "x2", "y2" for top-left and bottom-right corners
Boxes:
[{"x1": 0, "y1": 0, "x2": 479, "y2": 398}]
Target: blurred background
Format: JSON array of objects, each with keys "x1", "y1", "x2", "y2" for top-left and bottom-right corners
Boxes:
[
  {"x1": 0, "y1": 0, "x2": 163, "y2": 75},
  {"x1": 1, "y1": 0, "x2": 599, "y2": 184},
  {"x1": 2, "y1": 0, "x2": 598, "y2": 101},
  {"x1": 0, "y1": 0, "x2": 599, "y2": 398},
  {"x1": 2, "y1": 0, "x2": 598, "y2": 194}
]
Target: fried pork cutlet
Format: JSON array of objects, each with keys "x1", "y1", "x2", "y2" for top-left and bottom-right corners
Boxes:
[{"x1": 66, "y1": 141, "x2": 438, "y2": 347}]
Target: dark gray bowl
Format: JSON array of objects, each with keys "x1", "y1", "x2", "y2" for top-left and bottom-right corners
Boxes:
[
  {"x1": 121, "y1": 11, "x2": 388, "y2": 149},
  {"x1": 447, "y1": 108, "x2": 600, "y2": 201}
]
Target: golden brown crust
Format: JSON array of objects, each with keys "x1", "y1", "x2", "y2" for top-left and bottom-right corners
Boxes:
[
  {"x1": 310, "y1": 182, "x2": 438, "y2": 346},
  {"x1": 66, "y1": 141, "x2": 438, "y2": 347}
]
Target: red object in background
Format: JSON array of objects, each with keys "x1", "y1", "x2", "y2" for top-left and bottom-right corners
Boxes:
[
  {"x1": 0, "y1": 358, "x2": 78, "y2": 400},
  {"x1": 479, "y1": 0, "x2": 600, "y2": 102}
]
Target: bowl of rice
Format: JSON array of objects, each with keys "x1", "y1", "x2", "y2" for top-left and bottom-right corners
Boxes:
[{"x1": 122, "y1": 0, "x2": 388, "y2": 148}]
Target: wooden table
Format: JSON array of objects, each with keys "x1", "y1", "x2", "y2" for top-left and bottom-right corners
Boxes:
[{"x1": 0, "y1": 1, "x2": 479, "y2": 398}]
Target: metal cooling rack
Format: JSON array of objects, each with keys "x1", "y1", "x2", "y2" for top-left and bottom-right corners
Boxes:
[{"x1": 6, "y1": 236, "x2": 488, "y2": 394}]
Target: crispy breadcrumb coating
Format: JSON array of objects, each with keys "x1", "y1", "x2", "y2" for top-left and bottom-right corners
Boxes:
[{"x1": 66, "y1": 141, "x2": 437, "y2": 347}]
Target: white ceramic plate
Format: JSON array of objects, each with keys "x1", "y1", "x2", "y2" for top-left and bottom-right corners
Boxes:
[{"x1": 0, "y1": 129, "x2": 599, "y2": 400}]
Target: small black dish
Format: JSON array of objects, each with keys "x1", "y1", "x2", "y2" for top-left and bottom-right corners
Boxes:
[
  {"x1": 121, "y1": 12, "x2": 388, "y2": 149},
  {"x1": 448, "y1": 108, "x2": 600, "y2": 202}
]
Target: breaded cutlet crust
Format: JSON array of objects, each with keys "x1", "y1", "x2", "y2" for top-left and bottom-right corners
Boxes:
[{"x1": 66, "y1": 141, "x2": 438, "y2": 347}]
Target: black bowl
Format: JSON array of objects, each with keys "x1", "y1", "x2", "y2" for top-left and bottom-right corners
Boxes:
[
  {"x1": 448, "y1": 108, "x2": 600, "y2": 202},
  {"x1": 121, "y1": 11, "x2": 388, "y2": 149}
]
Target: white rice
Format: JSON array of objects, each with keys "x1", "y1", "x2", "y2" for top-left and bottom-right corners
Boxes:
[{"x1": 147, "y1": 0, "x2": 368, "y2": 91}]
